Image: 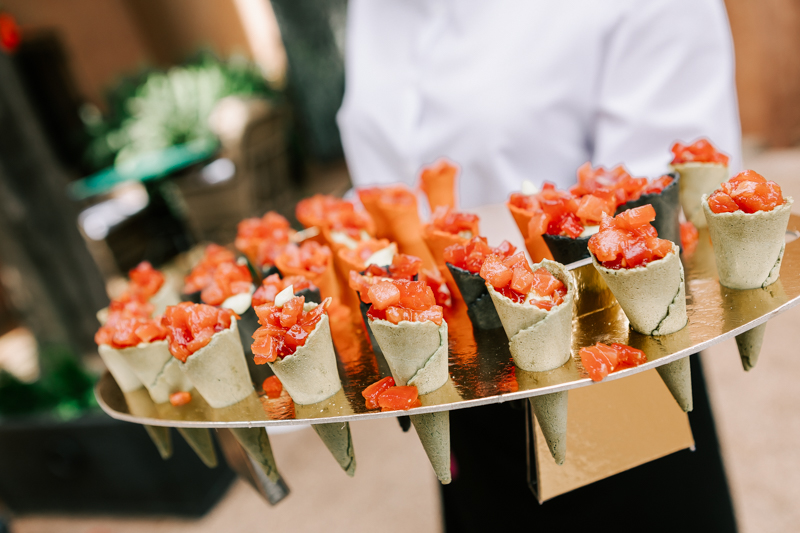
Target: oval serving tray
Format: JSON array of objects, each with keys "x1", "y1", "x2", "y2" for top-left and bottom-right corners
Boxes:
[{"x1": 96, "y1": 206, "x2": 800, "y2": 428}]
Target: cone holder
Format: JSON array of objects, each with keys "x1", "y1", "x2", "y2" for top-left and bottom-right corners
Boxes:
[{"x1": 94, "y1": 206, "x2": 800, "y2": 502}]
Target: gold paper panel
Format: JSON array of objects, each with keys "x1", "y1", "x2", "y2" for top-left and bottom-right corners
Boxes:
[{"x1": 532, "y1": 369, "x2": 694, "y2": 502}]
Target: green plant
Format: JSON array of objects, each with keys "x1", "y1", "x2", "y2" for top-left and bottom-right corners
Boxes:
[{"x1": 83, "y1": 52, "x2": 277, "y2": 171}]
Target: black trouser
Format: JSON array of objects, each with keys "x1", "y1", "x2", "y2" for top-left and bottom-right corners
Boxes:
[{"x1": 441, "y1": 354, "x2": 737, "y2": 533}]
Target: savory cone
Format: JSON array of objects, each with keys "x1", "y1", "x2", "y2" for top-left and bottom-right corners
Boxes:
[
  {"x1": 177, "y1": 427, "x2": 218, "y2": 468},
  {"x1": 150, "y1": 281, "x2": 181, "y2": 317},
  {"x1": 268, "y1": 309, "x2": 341, "y2": 405},
  {"x1": 592, "y1": 243, "x2": 687, "y2": 336},
  {"x1": 367, "y1": 319, "x2": 449, "y2": 395},
  {"x1": 117, "y1": 340, "x2": 194, "y2": 404},
  {"x1": 294, "y1": 389, "x2": 356, "y2": 476},
  {"x1": 98, "y1": 344, "x2": 144, "y2": 393},
  {"x1": 656, "y1": 357, "x2": 693, "y2": 412},
  {"x1": 178, "y1": 319, "x2": 254, "y2": 408},
  {"x1": 121, "y1": 388, "x2": 173, "y2": 459},
  {"x1": 702, "y1": 196, "x2": 793, "y2": 289},
  {"x1": 529, "y1": 391, "x2": 568, "y2": 465},
  {"x1": 419, "y1": 160, "x2": 458, "y2": 211},
  {"x1": 506, "y1": 201, "x2": 554, "y2": 262},
  {"x1": 486, "y1": 259, "x2": 575, "y2": 372},
  {"x1": 446, "y1": 264, "x2": 502, "y2": 329},
  {"x1": 410, "y1": 411, "x2": 451, "y2": 484},
  {"x1": 736, "y1": 322, "x2": 766, "y2": 371},
  {"x1": 672, "y1": 162, "x2": 728, "y2": 228}
]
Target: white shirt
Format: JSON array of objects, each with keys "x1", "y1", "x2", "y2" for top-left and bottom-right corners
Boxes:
[{"x1": 337, "y1": 0, "x2": 742, "y2": 209}]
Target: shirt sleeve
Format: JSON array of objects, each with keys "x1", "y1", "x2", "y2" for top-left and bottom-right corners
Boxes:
[{"x1": 592, "y1": 0, "x2": 742, "y2": 176}]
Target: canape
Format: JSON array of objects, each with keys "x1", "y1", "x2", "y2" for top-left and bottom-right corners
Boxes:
[{"x1": 670, "y1": 138, "x2": 730, "y2": 228}]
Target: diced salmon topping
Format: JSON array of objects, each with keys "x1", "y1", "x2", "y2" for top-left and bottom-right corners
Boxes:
[
  {"x1": 511, "y1": 166, "x2": 673, "y2": 239},
  {"x1": 367, "y1": 280, "x2": 443, "y2": 326},
  {"x1": 670, "y1": 138, "x2": 729, "y2": 165},
  {"x1": 443, "y1": 236, "x2": 516, "y2": 273},
  {"x1": 429, "y1": 206, "x2": 480, "y2": 237},
  {"x1": 162, "y1": 303, "x2": 238, "y2": 362},
  {"x1": 587, "y1": 205, "x2": 673, "y2": 269},
  {"x1": 362, "y1": 376, "x2": 396, "y2": 409},
  {"x1": 348, "y1": 254, "x2": 422, "y2": 303},
  {"x1": 680, "y1": 222, "x2": 699, "y2": 256},
  {"x1": 339, "y1": 239, "x2": 393, "y2": 271},
  {"x1": 169, "y1": 391, "x2": 192, "y2": 406},
  {"x1": 127, "y1": 262, "x2": 165, "y2": 300},
  {"x1": 183, "y1": 244, "x2": 237, "y2": 294},
  {"x1": 481, "y1": 253, "x2": 567, "y2": 310},
  {"x1": 251, "y1": 297, "x2": 332, "y2": 364},
  {"x1": 252, "y1": 274, "x2": 317, "y2": 307},
  {"x1": 707, "y1": 170, "x2": 785, "y2": 214},
  {"x1": 235, "y1": 212, "x2": 292, "y2": 268},
  {"x1": 295, "y1": 194, "x2": 373, "y2": 238},
  {"x1": 278, "y1": 241, "x2": 332, "y2": 275},
  {"x1": 262, "y1": 375, "x2": 283, "y2": 399},
  {"x1": 200, "y1": 261, "x2": 253, "y2": 306},
  {"x1": 95, "y1": 289, "x2": 167, "y2": 349},
  {"x1": 579, "y1": 342, "x2": 647, "y2": 382},
  {"x1": 377, "y1": 385, "x2": 421, "y2": 411}
]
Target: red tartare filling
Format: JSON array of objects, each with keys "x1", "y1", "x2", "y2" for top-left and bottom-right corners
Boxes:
[
  {"x1": 707, "y1": 170, "x2": 784, "y2": 214},
  {"x1": 278, "y1": 241, "x2": 332, "y2": 275},
  {"x1": 200, "y1": 261, "x2": 253, "y2": 306},
  {"x1": 295, "y1": 194, "x2": 372, "y2": 238},
  {"x1": 580, "y1": 342, "x2": 647, "y2": 382},
  {"x1": 362, "y1": 377, "x2": 421, "y2": 411},
  {"x1": 339, "y1": 239, "x2": 393, "y2": 270},
  {"x1": 443, "y1": 236, "x2": 516, "y2": 274},
  {"x1": 480, "y1": 253, "x2": 566, "y2": 310},
  {"x1": 183, "y1": 244, "x2": 237, "y2": 294},
  {"x1": 252, "y1": 274, "x2": 317, "y2": 307},
  {"x1": 670, "y1": 138, "x2": 729, "y2": 165},
  {"x1": 251, "y1": 296, "x2": 332, "y2": 364},
  {"x1": 95, "y1": 312, "x2": 168, "y2": 349},
  {"x1": 511, "y1": 168, "x2": 673, "y2": 239},
  {"x1": 163, "y1": 303, "x2": 238, "y2": 363},
  {"x1": 262, "y1": 375, "x2": 283, "y2": 399},
  {"x1": 429, "y1": 206, "x2": 479, "y2": 237},
  {"x1": 587, "y1": 205, "x2": 673, "y2": 270},
  {"x1": 349, "y1": 254, "x2": 423, "y2": 303},
  {"x1": 366, "y1": 280, "x2": 444, "y2": 326},
  {"x1": 127, "y1": 261, "x2": 165, "y2": 301},
  {"x1": 234, "y1": 212, "x2": 292, "y2": 268}
]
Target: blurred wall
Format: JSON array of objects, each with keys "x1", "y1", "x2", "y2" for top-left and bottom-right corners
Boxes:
[
  {"x1": 3, "y1": 0, "x2": 150, "y2": 106},
  {"x1": 123, "y1": 0, "x2": 250, "y2": 66},
  {"x1": 726, "y1": 0, "x2": 800, "y2": 146}
]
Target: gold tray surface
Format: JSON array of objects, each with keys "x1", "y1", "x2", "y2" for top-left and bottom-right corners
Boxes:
[{"x1": 96, "y1": 206, "x2": 800, "y2": 428}]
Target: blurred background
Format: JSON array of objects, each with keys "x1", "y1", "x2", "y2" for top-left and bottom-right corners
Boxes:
[{"x1": 0, "y1": 1, "x2": 798, "y2": 532}]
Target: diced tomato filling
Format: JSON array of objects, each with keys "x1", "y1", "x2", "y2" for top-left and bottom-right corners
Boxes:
[
  {"x1": 579, "y1": 342, "x2": 647, "y2": 382},
  {"x1": 251, "y1": 297, "x2": 332, "y2": 364},
  {"x1": 184, "y1": 244, "x2": 237, "y2": 294},
  {"x1": 377, "y1": 385, "x2": 421, "y2": 411},
  {"x1": 252, "y1": 274, "x2": 317, "y2": 307},
  {"x1": 127, "y1": 261, "x2": 165, "y2": 300},
  {"x1": 680, "y1": 222, "x2": 699, "y2": 256},
  {"x1": 95, "y1": 295, "x2": 167, "y2": 349},
  {"x1": 278, "y1": 241, "x2": 332, "y2": 275},
  {"x1": 200, "y1": 261, "x2": 253, "y2": 306},
  {"x1": 295, "y1": 194, "x2": 373, "y2": 237},
  {"x1": 420, "y1": 268, "x2": 452, "y2": 308},
  {"x1": 162, "y1": 303, "x2": 238, "y2": 363},
  {"x1": 339, "y1": 239, "x2": 393, "y2": 271},
  {"x1": 348, "y1": 254, "x2": 423, "y2": 303},
  {"x1": 707, "y1": 170, "x2": 785, "y2": 214},
  {"x1": 443, "y1": 236, "x2": 517, "y2": 273},
  {"x1": 481, "y1": 254, "x2": 567, "y2": 310},
  {"x1": 429, "y1": 206, "x2": 480, "y2": 237},
  {"x1": 234, "y1": 212, "x2": 292, "y2": 268},
  {"x1": 587, "y1": 206, "x2": 673, "y2": 269},
  {"x1": 362, "y1": 376, "x2": 395, "y2": 409},
  {"x1": 670, "y1": 138, "x2": 729, "y2": 165},
  {"x1": 366, "y1": 280, "x2": 443, "y2": 326},
  {"x1": 514, "y1": 167, "x2": 673, "y2": 239},
  {"x1": 262, "y1": 375, "x2": 283, "y2": 399},
  {"x1": 169, "y1": 391, "x2": 192, "y2": 406}
]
